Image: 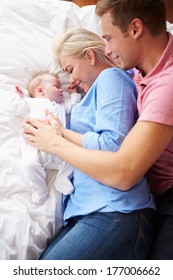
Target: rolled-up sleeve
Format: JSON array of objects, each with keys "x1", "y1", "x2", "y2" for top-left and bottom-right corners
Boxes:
[{"x1": 82, "y1": 68, "x2": 137, "y2": 151}]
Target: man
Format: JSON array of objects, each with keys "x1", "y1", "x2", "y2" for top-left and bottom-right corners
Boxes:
[{"x1": 96, "y1": 0, "x2": 173, "y2": 259}]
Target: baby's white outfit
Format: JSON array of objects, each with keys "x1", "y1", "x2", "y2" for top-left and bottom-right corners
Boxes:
[{"x1": 11, "y1": 93, "x2": 81, "y2": 204}]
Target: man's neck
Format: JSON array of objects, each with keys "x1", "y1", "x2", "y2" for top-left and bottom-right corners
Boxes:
[
  {"x1": 165, "y1": 0, "x2": 173, "y2": 23},
  {"x1": 167, "y1": 13, "x2": 173, "y2": 23}
]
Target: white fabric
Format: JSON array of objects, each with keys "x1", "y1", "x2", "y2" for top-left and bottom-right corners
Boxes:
[
  {"x1": 0, "y1": 0, "x2": 101, "y2": 259},
  {"x1": 166, "y1": 21, "x2": 173, "y2": 33},
  {"x1": 10, "y1": 95, "x2": 75, "y2": 205}
]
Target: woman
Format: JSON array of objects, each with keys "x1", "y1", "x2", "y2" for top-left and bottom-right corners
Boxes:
[{"x1": 23, "y1": 28, "x2": 155, "y2": 260}]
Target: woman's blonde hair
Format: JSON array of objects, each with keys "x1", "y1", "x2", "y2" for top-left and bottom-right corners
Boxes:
[{"x1": 52, "y1": 28, "x2": 116, "y2": 67}]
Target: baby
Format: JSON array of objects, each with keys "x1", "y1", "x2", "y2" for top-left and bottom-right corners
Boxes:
[
  {"x1": 15, "y1": 71, "x2": 81, "y2": 126},
  {"x1": 11, "y1": 72, "x2": 81, "y2": 204}
]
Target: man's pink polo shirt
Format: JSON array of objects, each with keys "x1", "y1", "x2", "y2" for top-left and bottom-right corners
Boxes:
[{"x1": 134, "y1": 33, "x2": 173, "y2": 196}]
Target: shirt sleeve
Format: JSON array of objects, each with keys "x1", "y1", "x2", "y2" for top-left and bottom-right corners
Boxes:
[
  {"x1": 10, "y1": 95, "x2": 30, "y2": 116},
  {"x1": 138, "y1": 72, "x2": 173, "y2": 126},
  {"x1": 64, "y1": 93, "x2": 82, "y2": 114},
  {"x1": 82, "y1": 68, "x2": 137, "y2": 151}
]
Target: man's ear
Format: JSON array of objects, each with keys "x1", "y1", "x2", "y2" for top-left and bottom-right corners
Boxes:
[
  {"x1": 86, "y1": 49, "x2": 96, "y2": 66},
  {"x1": 130, "y1": 18, "x2": 143, "y2": 38}
]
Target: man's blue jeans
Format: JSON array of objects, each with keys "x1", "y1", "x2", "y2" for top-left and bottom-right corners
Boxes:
[
  {"x1": 149, "y1": 186, "x2": 173, "y2": 259},
  {"x1": 41, "y1": 209, "x2": 154, "y2": 260}
]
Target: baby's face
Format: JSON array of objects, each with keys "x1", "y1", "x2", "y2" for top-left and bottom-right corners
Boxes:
[{"x1": 41, "y1": 74, "x2": 64, "y2": 103}]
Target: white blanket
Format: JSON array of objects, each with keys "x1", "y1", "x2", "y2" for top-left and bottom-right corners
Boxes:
[{"x1": 0, "y1": 0, "x2": 101, "y2": 259}]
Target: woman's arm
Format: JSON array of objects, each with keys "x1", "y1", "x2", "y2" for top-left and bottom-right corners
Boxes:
[
  {"x1": 23, "y1": 115, "x2": 173, "y2": 190},
  {"x1": 78, "y1": 69, "x2": 137, "y2": 151}
]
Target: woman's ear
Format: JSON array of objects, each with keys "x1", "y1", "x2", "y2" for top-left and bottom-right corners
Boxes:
[{"x1": 86, "y1": 49, "x2": 96, "y2": 66}]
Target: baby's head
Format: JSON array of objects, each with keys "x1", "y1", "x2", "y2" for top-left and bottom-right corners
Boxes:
[{"x1": 28, "y1": 71, "x2": 64, "y2": 103}]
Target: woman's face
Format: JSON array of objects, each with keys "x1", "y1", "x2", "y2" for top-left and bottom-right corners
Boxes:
[{"x1": 60, "y1": 52, "x2": 96, "y2": 93}]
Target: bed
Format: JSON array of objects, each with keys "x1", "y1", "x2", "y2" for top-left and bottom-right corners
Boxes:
[{"x1": 0, "y1": 0, "x2": 101, "y2": 260}]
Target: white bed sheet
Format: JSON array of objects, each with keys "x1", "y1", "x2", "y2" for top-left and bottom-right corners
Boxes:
[{"x1": 0, "y1": 0, "x2": 101, "y2": 259}]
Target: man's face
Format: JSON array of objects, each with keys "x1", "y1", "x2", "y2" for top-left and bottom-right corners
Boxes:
[{"x1": 101, "y1": 12, "x2": 137, "y2": 70}]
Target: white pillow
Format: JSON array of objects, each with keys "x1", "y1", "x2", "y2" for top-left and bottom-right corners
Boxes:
[{"x1": 0, "y1": 0, "x2": 101, "y2": 92}]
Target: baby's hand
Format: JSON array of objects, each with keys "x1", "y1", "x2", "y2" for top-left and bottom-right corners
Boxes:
[
  {"x1": 15, "y1": 86, "x2": 25, "y2": 97},
  {"x1": 67, "y1": 81, "x2": 78, "y2": 94}
]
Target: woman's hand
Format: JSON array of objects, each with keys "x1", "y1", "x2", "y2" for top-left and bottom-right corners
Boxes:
[{"x1": 22, "y1": 111, "x2": 64, "y2": 153}]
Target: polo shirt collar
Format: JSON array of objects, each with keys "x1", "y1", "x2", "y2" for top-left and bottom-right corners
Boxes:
[{"x1": 135, "y1": 32, "x2": 173, "y2": 86}]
